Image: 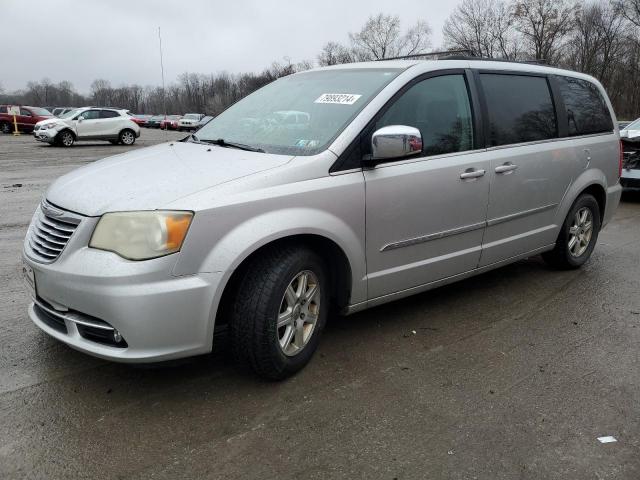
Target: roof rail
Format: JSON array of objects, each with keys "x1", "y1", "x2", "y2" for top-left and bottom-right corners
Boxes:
[
  {"x1": 376, "y1": 50, "x2": 475, "y2": 61},
  {"x1": 377, "y1": 52, "x2": 551, "y2": 66}
]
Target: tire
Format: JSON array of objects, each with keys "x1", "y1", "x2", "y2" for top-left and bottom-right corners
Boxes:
[
  {"x1": 0, "y1": 122, "x2": 11, "y2": 134},
  {"x1": 229, "y1": 245, "x2": 329, "y2": 380},
  {"x1": 119, "y1": 129, "x2": 136, "y2": 146},
  {"x1": 57, "y1": 130, "x2": 75, "y2": 147},
  {"x1": 542, "y1": 194, "x2": 601, "y2": 269}
]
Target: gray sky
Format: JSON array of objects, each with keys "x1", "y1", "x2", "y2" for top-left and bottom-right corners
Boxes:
[{"x1": 1, "y1": 0, "x2": 460, "y2": 93}]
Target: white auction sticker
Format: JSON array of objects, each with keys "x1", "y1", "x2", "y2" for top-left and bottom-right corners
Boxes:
[{"x1": 315, "y1": 93, "x2": 362, "y2": 105}]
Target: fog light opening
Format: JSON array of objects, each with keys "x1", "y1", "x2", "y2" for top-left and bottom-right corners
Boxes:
[{"x1": 113, "y1": 329, "x2": 123, "y2": 343}]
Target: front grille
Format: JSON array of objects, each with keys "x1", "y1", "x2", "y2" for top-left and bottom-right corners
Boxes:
[{"x1": 26, "y1": 200, "x2": 82, "y2": 263}]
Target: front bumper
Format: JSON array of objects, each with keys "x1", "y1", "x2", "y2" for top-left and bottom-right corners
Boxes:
[
  {"x1": 23, "y1": 213, "x2": 222, "y2": 362},
  {"x1": 33, "y1": 128, "x2": 57, "y2": 143}
]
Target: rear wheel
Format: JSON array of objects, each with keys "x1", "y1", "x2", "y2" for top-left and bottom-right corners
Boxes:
[
  {"x1": 57, "y1": 130, "x2": 75, "y2": 147},
  {"x1": 119, "y1": 129, "x2": 136, "y2": 145},
  {"x1": 0, "y1": 122, "x2": 11, "y2": 134},
  {"x1": 542, "y1": 194, "x2": 601, "y2": 269},
  {"x1": 229, "y1": 246, "x2": 328, "y2": 380}
]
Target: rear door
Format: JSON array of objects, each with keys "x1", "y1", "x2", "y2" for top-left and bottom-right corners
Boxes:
[
  {"x1": 364, "y1": 71, "x2": 491, "y2": 299},
  {"x1": 99, "y1": 109, "x2": 122, "y2": 136},
  {"x1": 19, "y1": 108, "x2": 35, "y2": 132},
  {"x1": 476, "y1": 72, "x2": 576, "y2": 266}
]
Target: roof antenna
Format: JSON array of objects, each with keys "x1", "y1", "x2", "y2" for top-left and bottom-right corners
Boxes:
[{"x1": 158, "y1": 26, "x2": 167, "y2": 140}]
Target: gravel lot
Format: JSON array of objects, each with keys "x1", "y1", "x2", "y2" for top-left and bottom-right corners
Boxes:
[{"x1": 1, "y1": 129, "x2": 640, "y2": 479}]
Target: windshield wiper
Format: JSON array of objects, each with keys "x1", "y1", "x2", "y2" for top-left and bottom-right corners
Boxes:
[{"x1": 193, "y1": 136, "x2": 265, "y2": 153}]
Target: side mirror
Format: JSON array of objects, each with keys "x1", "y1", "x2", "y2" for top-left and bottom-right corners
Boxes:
[
  {"x1": 77, "y1": 116, "x2": 84, "y2": 122},
  {"x1": 620, "y1": 129, "x2": 628, "y2": 138},
  {"x1": 368, "y1": 125, "x2": 422, "y2": 164}
]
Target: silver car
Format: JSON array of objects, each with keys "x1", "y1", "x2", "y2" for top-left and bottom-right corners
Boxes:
[{"x1": 22, "y1": 59, "x2": 622, "y2": 379}]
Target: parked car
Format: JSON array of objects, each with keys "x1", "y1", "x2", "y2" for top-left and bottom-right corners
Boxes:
[
  {"x1": 178, "y1": 113, "x2": 204, "y2": 131},
  {"x1": 0, "y1": 105, "x2": 54, "y2": 133},
  {"x1": 52, "y1": 107, "x2": 77, "y2": 117},
  {"x1": 22, "y1": 60, "x2": 621, "y2": 380},
  {"x1": 147, "y1": 115, "x2": 164, "y2": 128},
  {"x1": 33, "y1": 107, "x2": 140, "y2": 147},
  {"x1": 131, "y1": 114, "x2": 152, "y2": 126},
  {"x1": 620, "y1": 118, "x2": 640, "y2": 189},
  {"x1": 198, "y1": 115, "x2": 214, "y2": 128},
  {"x1": 160, "y1": 115, "x2": 182, "y2": 130}
]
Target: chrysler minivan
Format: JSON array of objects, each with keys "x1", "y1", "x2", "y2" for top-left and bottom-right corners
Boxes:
[{"x1": 22, "y1": 59, "x2": 622, "y2": 379}]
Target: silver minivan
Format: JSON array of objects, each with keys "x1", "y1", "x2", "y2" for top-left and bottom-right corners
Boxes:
[{"x1": 22, "y1": 59, "x2": 622, "y2": 379}]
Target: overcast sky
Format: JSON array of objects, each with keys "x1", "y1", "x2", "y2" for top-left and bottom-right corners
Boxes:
[{"x1": 1, "y1": 0, "x2": 460, "y2": 93}]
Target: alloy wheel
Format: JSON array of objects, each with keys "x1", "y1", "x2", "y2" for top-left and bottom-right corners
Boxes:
[
  {"x1": 568, "y1": 207, "x2": 593, "y2": 257},
  {"x1": 277, "y1": 270, "x2": 321, "y2": 357}
]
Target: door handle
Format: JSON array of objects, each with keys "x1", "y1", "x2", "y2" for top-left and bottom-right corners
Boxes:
[
  {"x1": 495, "y1": 163, "x2": 518, "y2": 174},
  {"x1": 460, "y1": 168, "x2": 486, "y2": 180}
]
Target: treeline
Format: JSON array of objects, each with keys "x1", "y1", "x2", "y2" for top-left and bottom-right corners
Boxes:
[
  {"x1": 2, "y1": 1, "x2": 640, "y2": 119},
  {"x1": 442, "y1": 0, "x2": 640, "y2": 119}
]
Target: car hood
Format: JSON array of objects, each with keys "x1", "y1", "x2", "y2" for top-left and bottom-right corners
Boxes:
[
  {"x1": 45, "y1": 142, "x2": 294, "y2": 216},
  {"x1": 36, "y1": 118, "x2": 67, "y2": 128}
]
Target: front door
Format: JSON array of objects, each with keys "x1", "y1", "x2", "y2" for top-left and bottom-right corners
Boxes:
[
  {"x1": 364, "y1": 73, "x2": 491, "y2": 299},
  {"x1": 76, "y1": 109, "x2": 102, "y2": 138}
]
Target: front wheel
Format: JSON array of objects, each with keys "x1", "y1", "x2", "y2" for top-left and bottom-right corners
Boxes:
[
  {"x1": 57, "y1": 130, "x2": 75, "y2": 147},
  {"x1": 542, "y1": 194, "x2": 601, "y2": 269},
  {"x1": 119, "y1": 129, "x2": 136, "y2": 145},
  {"x1": 229, "y1": 246, "x2": 328, "y2": 380}
]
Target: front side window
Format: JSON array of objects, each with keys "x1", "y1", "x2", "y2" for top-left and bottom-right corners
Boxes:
[
  {"x1": 81, "y1": 110, "x2": 101, "y2": 120},
  {"x1": 480, "y1": 74, "x2": 557, "y2": 146},
  {"x1": 555, "y1": 76, "x2": 613, "y2": 136},
  {"x1": 20, "y1": 108, "x2": 32, "y2": 117},
  {"x1": 375, "y1": 74, "x2": 474, "y2": 156},
  {"x1": 196, "y1": 68, "x2": 402, "y2": 156}
]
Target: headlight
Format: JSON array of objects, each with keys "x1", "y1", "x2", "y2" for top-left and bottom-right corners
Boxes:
[{"x1": 89, "y1": 211, "x2": 193, "y2": 260}]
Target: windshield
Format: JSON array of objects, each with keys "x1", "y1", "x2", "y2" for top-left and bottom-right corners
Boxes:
[
  {"x1": 623, "y1": 118, "x2": 640, "y2": 131},
  {"x1": 195, "y1": 68, "x2": 401, "y2": 155},
  {"x1": 31, "y1": 107, "x2": 52, "y2": 116},
  {"x1": 60, "y1": 108, "x2": 81, "y2": 119}
]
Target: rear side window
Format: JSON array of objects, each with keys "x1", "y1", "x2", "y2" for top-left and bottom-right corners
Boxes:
[
  {"x1": 375, "y1": 74, "x2": 474, "y2": 156},
  {"x1": 100, "y1": 110, "x2": 119, "y2": 119},
  {"x1": 555, "y1": 76, "x2": 613, "y2": 136},
  {"x1": 0, "y1": 106, "x2": 7, "y2": 114},
  {"x1": 480, "y1": 74, "x2": 557, "y2": 146}
]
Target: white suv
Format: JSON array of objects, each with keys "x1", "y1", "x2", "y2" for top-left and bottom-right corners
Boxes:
[{"x1": 33, "y1": 107, "x2": 140, "y2": 147}]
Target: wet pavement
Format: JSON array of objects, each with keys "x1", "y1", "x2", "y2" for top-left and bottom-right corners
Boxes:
[{"x1": 1, "y1": 129, "x2": 640, "y2": 479}]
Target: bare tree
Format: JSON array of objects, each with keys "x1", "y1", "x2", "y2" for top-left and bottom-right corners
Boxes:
[
  {"x1": 614, "y1": 0, "x2": 640, "y2": 28},
  {"x1": 318, "y1": 41, "x2": 354, "y2": 66},
  {"x1": 512, "y1": 0, "x2": 577, "y2": 62},
  {"x1": 349, "y1": 13, "x2": 432, "y2": 60},
  {"x1": 443, "y1": 0, "x2": 519, "y2": 59}
]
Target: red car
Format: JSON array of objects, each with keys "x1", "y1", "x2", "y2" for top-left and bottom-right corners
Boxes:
[
  {"x1": 131, "y1": 114, "x2": 151, "y2": 126},
  {"x1": 0, "y1": 105, "x2": 53, "y2": 134},
  {"x1": 160, "y1": 115, "x2": 182, "y2": 130}
]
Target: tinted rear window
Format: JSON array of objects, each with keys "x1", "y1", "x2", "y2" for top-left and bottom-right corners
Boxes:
[
  {"x1": 555, "y1": 76, "x2": 613, "y2": 136},
  {"x1": 100, "y1": 110, "x2": 119, "y2": 119},
  {"x1": 480, "y1": 74, "x2": 557, "y2": 146}
]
